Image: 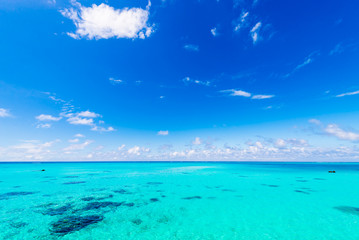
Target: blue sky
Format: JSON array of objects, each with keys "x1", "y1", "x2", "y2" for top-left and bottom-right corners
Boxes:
[{"x1": 0, "y1": 0, "x2": 359, "y2": 161}]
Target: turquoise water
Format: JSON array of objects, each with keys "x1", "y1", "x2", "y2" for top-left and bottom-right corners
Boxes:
[{"x1": 1, "y1": 162, "x2": 359, "y2": 240}]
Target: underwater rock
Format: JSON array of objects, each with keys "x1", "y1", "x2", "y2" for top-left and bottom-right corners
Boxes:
[
  {"x1": 113, "y1": 189, "x2": 129, "y2": 194},
  {"x1": 123, "y1": 202, "x2": 134, "y2": 207},
  {"x1": 150, "y1": 198, "x2": 159, "y2": 202},
  {"x1": 10, "y1": 221, "x2": 28, "y2": 228},
  {"x1": 131, "y1": 219, "x2": 142, "y2": 225},
  {"x1": 262, "y1": 184, "x2": 279, "y2": 188},
  {"x1": 296, "y1": 180, "x2": 308, "y2": 182},
  {"x1": 0, "y1": 191, "x2": 37, "y2": 200},
  {"x1": 97, "y1": 194, "x2": 114, "y2": 200},
  {"x1": 294, "y1": 190, "x2": 310, "y2": 195},
  {"x1": 81, "y1": 201, "x2": 124, "y2": 211},
  {"x1": 147, "y1": 182, "x2": 163, "y2": 185},
  {"x1": 42, "y1": 204, "x2": 72, "y2": 216},
  {"x1": 221, "y1": 189, "x2": 236, "y2": 192},
  {"x1": 63, "y1": 181, "x2": 86, "y2": 185},
  {"x1": 63, "y1": 176, "x2": 79, "y2": 179},
  {"x1": 81, "y1": 197, "x2": 95, "y2": 201},
  {"x1": 50, "y1": 215, "x2": 103, "y2": 236},
  {"x1": 328, "y1": 171, "x2": 336, "y2": 173},
  {"x1": 334, "y1": 206, "x2": 359, "y2": 216},
  {"x1": 182, "y1": 196, "x2": 202, "y2": 200}
]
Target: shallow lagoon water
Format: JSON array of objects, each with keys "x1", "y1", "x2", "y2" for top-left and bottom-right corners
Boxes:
[{"x1": 1, "y1": 162, "x2": 359, "y2": 240}]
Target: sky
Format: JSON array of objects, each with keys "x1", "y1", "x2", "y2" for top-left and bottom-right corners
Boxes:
[{"x1": 0, "y1": 0, "x2": 359, "y2": 161}]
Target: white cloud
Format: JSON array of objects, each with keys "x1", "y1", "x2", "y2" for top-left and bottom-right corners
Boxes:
[
  {"x1": 182, "y1": 77, "x2": 210, "y2": 86},
  {"x1": 234, "y1": 11, "x2": 249, "y2": 32},
  {"x1": 109, "y1": 77, "x2": 123, "y2": 84},
  {"x1": 251, "y1": 94, "x2": 275, "y2": 99},
  {"x1": 284, "y1": 51, "x2": 319, "y2": 78},
  {"x1": 127, "y1": 146, "x2": 150, "y2": 155},
  {"x1": 157, "y1": 130, "x2": 169, "y2": 136},
  {"x1": 192, "y1": 137, "x2": 201, "y2": 145},
  {"x1": 184, "y1": 44, "x2": 199, "y2": 52},
  {"x1": 324, "y1": 124, "x2": 359, "y2": 141},
  {"x1": 67, "y1": 116, "x2": 94, "y2": 125},
  {"x1": 77, "y1": 110, "x2": 100, "y2": 118},
  {"x1": 69, "y1": 138, "x2": 79, "y2": 143},
  {"x1": 250, "y1": 22, "x2": 261, "y2": 44},
  {"x1": 36, "y1": 123, "x2": 52, "y2": 129},
  {"x1": 118, "y1": 144, "x2": 126, "y2": 151},
  {"x1": 210, "y1": 27, "x2": 218, "y2": 36},
  {"x1": 309, "y1": 119, "x2": 321, "y2": 125},
  {"x1": 336, "y1": 90, "x2": 359, "y2": 98},
  {"x1": 75, "y1": 133, "x2": 85, "y2": 138},
  {"x1": 221, "y1": 89, "x2": 251, "y2": 97},
  {"x1": 91, "y1": 126, "x2": 115, "y2": 132},
  {"x1": 0, "y1": 108, "x2": 11, "y2": 117},
  {"x1": 63, "y1": 140, "x2": 93, "y2": 151},
  {"x1": 36, "y1": 114, "x2": 62, "y2": 121},
  {"x1": 60, "y1": 1, "x2": 153, "y2": 40}
]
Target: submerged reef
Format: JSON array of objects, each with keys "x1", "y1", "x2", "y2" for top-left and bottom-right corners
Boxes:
[
  {"x1": 0, "y1": 191, "x2": 37, "y2": 200},
  {"x1": 334, "y1": 206, "x2": 359, "y2": 216},
  {"x1": 50, "y1": 215, "x2": 103, "y2": 236},
  {"x1": 182, "y1": 196, "x2": 202, "y2": 200}
]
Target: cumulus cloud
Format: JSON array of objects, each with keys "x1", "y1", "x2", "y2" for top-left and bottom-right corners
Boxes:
[
  {"x1": 336, "y1": 90, "x2": 359, "y2": 98},
  {"x1": 210, "y1": 27, "x2": 218, "y2": 36},
  {"x1": 77, "y1": 110, "x2": 100, "y2": 118},
  {"x1": 308, "y1": 119, "x2": 321, "y2": 125},
  {"x1": 75, "y1": 133, "x2": 85, "y2": 138},
  {"x1": 324, "y1": 124, "x2": 359, "y2": 141},
  {"x1": 0, "y1": 108, "x2": 11, "y2": 117},
  {"x1": 36, "y1": 114, "x2": 62, "y2": 121},
  {"x1": 157, "y1": 130, "x2": 169, "y2": 136},
  {"x1": 192, "y1": 137, "x2": 201, "y2": 145},
  {"x1": 67, "y1": 116, "x2": 94, "y2": 125},
  {"x1": 127, "y1": 146, "x2": 150, "y2": 155},
  {"x1": 60, "y1": 1, "x2": 153, "y2": 40},
  {"x1": 91, "y1": 126, "x2": 115, "y2": 132},
  {"x1": 183, "y1": 44, "x2": 199, "y2": 52}
]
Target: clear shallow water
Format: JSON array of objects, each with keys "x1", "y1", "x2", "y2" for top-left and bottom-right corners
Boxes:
[{"x1": 1, "y1": 162, "x2": 359, "y2": 240}]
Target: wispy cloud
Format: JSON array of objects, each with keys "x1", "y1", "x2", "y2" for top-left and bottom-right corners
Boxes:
[
  {"x1": 64, "y1": 140, "x2": 93, "y2": 151},
  {"x1": 220, "y1": 89, "x2": 274, "y2": 99},
  {"x1": 324, "y1": 124, "x2": 359, "y2": 141},
  {"x1": 284, "y1": 51, "x2": 320, "y2": 78},
  {"x1": 0, "y1": 108, "x2": 11, "y2": 117},
  {"x1": 36, "y1": 114, "x2": 62, "y2": 121},
  {"x1": 109, "y1": 77, "x2": 124, "y2": 85},
  {"x1": 182, "y1": 77, "x2": 210, "y2": 86},
  {"x1": 250, "y1": 21, "x2": 261, "y2": 44},
  {"x1": 60, "y1": 1, "x2": 153, "y2": 40},
  {"x1": 336, "y1": 90, "x2": 359, "y2": 98},
  {"x1": 157, "y1": 130, "x2": 169, "y2": 136},
  {"x1": 183, "y1": 44, "x2": 199, "y2": 52}
]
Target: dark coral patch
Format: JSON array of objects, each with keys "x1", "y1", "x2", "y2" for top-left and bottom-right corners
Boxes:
[
  {"x1": 294, "y1": 190, "x2": 310, "y2": 195},
  {"x1": 50, "y1": 215, "x2": 103, "y2": 236},
  {"x1": 182, "y1": 196, "x2": 202, "y2": 200},
  {"x1": 150, "y1": 198, "x2": 159, "y2": 202},
  {"x1": 42, "y1": 204, "x2": 72, "y2": 216},
  {"x1": 221, "y1": 189, "x2": 236, "y2": 192},
  {"x1": 63, "y1": 181, "x2": 86, "y2": 185},
  {"x1": 262, "y1": 184, "x2": 279, "y2": 188},
  {"x1": 296, "y1": 180, "x2": 308, "y2": 182},
  {"x1": 113, "y1": 189, "x2": 129, "y2": 194},
  {"x1": 334, "y1": 206, "x2": 359, "y2": 216},
  {"x1": 63, "y1": 176, "x2": 79, "y2": 179},
  {"x1": 0, "y1": 191, "x2": 37, "y2": 200},
  {"x1": 82, "y1": 201, "x2": 123, "y2": 211},
  {"x1": 10, "y1": 222, "x2": 28, "y2": 228},
  {"x1": 131, "y1": 219, "x2": 142, "y2": 225},
  {"x1": 147, "y1": 182, "x2": 163, "y2": 185},
  {"x1": 81, "y1": 197, "x2": 95, "y2": 201}
]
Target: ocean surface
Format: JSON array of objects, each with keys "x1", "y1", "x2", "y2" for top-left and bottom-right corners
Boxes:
[{"x1": 0, "y1": 162, "x2": 359, "y2": 240}]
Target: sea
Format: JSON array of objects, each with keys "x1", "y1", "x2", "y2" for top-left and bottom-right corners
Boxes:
[{"x1": 0, "y1": 162, "x2": 359, "y2": 240}]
